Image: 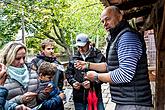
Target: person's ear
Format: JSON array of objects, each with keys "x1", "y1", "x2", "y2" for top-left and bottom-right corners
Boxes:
[{"x1": 119, "y1": 14, "x2": 123, "y2": 21}]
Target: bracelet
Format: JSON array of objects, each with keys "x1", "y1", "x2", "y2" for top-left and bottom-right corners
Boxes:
[{"x1": 86, "y1": 62, "x2": 90, "y2": 69}]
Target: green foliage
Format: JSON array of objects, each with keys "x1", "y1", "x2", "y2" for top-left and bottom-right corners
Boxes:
[
  {"x1": 0, "y1": 1, "x2": 21, "y2": 47},
  {"x1": 63, "y1": 0, "x2": 106, "y2": 47},
  {"x1": 0, "y1": 0, "x2": 106, "y2": 55}
]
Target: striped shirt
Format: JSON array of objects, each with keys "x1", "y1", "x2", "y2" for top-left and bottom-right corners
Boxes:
[{"x1": 109, "y1": 32, "x2": 143, "y2": 84}]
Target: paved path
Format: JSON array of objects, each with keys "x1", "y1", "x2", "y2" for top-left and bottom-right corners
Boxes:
[
  {"x1": 63, "y1": 83, "x2": 116, "y2": 110},
  {"x1": 63, "y1": 81, "x2": 155, "y2": 110}
]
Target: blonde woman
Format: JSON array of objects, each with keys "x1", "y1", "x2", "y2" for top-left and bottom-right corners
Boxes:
[
  {"x1": 0, "y1": 42, "x2": 39, "y2": 108},
  {"x1": 0, "y1": 42, "x2": 65, "y2": 110},
  {"x1": 0, "y1": 63, "x2": 31, "y2": 110}
]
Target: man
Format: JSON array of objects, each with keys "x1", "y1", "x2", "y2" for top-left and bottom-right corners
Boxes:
[
  {"x1": 65, "y1": 33, "x2": 106, "y2": 110},
  {"x1": 75, "y1": 6, "x2": 153, "y2": 110},
  {"x1": 31, "y1": 39, "x2": 64, "y2": 90}
]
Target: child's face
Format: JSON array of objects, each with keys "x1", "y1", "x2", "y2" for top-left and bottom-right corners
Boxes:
[{"x1": 39, "y1": 74, "x2": 54, "y2": 82}]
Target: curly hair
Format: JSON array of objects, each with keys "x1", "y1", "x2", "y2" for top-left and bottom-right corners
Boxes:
[{"x1": 38, "y1": 62, "x2": 57, "y2": 76}]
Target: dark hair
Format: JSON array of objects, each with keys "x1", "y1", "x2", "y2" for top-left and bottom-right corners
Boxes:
[{"x1": 38, "y1": 62, "x2": 57, "y2": 76}]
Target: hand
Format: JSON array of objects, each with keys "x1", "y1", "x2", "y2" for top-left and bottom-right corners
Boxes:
[
  {"x1": 87, "y1": 71, "x2": 97, "y2": 81},
  {"x1": 21, "y1": 92, "x2": 37, "y2": 103},
  {"x1": 74, "y1": 60, "x2": 87, "y2": 70},
  {"x1": 82, "y1": 80, "x2": 90, "y2": 89},
  {"x1": 15, "y1": 104, "x2": 31, "y2": 110},
  {"x1": 43, "y1": 83, "x2": 53, "y2": 93},
  {"x1": 59, "y1": 92, "x2": 65, "y2": 100},
  {"x1": 0, "y1": 63, "x2": 7, "y2": 85},
  {"x1": 72, "y1": 81, "x2": 81, "y2": 90}
]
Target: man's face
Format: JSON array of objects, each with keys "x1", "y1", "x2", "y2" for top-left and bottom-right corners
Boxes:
[
  {"x1": 42, "y1": 44, "x2": 54, "y2": 57},
  {"x1": 11, "y1": 48, "x2": 26, "y2": 67},
  {"x1": 100, "y1": 9, "x2": 121, "y2": 32},
  {"x1": 77, "y1": 43, "x2": 89, "y2": 54}
]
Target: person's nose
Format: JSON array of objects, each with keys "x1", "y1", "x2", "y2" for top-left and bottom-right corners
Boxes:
[
  {"x1": 50, "y1": 49, "x2": 54, "y2": 52},
  {"x1": 20, "y1": 58, "x2": 25, "y2": 64},
  {"x1": 103, "y1": 21, "x2": 107, "y2": 28}
]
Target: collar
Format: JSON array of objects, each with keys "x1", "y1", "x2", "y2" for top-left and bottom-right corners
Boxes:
[
  {"x1": 37, "y1": 53, "x2": 57, "y2": 63},
  {"x1": 107, "y1": 20, "x2": 130, "y2": 42}
]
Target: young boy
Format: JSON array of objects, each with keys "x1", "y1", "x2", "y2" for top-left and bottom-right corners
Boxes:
[{"x1": 29, "y1": 62, "x2": 65, "y2": 110}]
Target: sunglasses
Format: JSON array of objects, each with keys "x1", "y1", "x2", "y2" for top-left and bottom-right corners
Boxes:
[{"x1": 77, "y1": 46, "x2": 85, "y2": 48}]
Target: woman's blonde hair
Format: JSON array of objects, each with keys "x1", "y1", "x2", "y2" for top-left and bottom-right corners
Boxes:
[{"x1": 0, "y1": 41, "x2": 26, "y2": 66}]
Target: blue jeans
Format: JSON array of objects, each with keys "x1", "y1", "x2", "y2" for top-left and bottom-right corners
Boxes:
[
  {"x1": 97, "y1": 101, "x2": 105, "y2": 110},
  {"x1": 74, "y1": 103, "x2": 87, "y2": 110},
  {"x1": 74, "y1": 101, "x2": 105, "y2": 110}
]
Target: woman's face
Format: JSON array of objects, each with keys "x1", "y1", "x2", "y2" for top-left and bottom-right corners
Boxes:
[{"x1": 11, "y1": 48, "x2": 26, "y2": 67}]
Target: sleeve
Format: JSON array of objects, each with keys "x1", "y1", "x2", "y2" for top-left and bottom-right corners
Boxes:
[
  {"x1": 0, "y1": 86, "x2": 8, "y2": 110},
  {"x1": 37, "y1": 91, "x2": 49, "y2": 104},
  {"x1": 109, "y1": 32, "x2": 142, "y2": 84},
  {"x1": 57, "y1": 70, "x2": 64, "y2": 91},
  {"x1": 39, "y1": 95, "x2": 63, "y2": 110},
  {"x1": 98, "y1": 52, "x2": 106, "y2": 63},
  {"x1": 4, "y1": 101, "x2": 17, "y2": 110},
  {"x1": 0, "y1": 86, "x2": 17, "y2": 110},
  {"x1": 65, "y1": 60, "x2": 77, "y2": 86},
  {"x1": 93, "y1": 48, "x2": 106, "y2": 63},
  {"x1": 9, "y1": 95, "x2": 23, "y2": 104}
]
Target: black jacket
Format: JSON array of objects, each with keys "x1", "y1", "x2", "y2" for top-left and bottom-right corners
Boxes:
[{"x1": 65, "y1": 47, "x2": 106, "y2": 103}]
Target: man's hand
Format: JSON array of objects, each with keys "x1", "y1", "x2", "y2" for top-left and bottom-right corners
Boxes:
[
  {"x1": 72, "y1": 81, "x2": 81, "y2": 90},
  {"x1": 21, "y1": 92, "x2": 37, "y2": 103},
  {"x1": 87, "y1": 71, "x2": 98, "y2": 82},
  {"x1": 0, "y1": 63, "x2": 7, "y2": 85},
  {"x1": 15, "y1": 104, "x2": 31, "y2": 110},
  {"x1": 82, "y1": 80, "x2": 90, "y2": 89},
  {"x1": 74, "y1": 60, "x2": 87, "y2": 70}
]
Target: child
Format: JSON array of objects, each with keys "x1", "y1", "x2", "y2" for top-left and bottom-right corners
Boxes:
[{"x1": 30, "y1": 62, "x2": 65, "y2": 110}]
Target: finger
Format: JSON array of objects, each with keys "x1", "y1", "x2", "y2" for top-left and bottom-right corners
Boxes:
[
  {"x1": 1, "y1": 64, "x2": 6, "y2": 72},
  {"x1": 0, "y1": 67, "x2": 6, "y2": 78},
  {"x1": 28, "y1": 92, "x2": 37, "y2": 96}
]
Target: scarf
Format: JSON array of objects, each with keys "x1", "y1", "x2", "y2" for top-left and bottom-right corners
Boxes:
[
  {"x1": 7, "y1": 64, "x2": 30, "y2": 88},
  {"x1": 37, "y1": 53, "x2": 57, "y2": 63}
]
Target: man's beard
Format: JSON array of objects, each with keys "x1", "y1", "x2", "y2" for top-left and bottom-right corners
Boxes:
[{"x1": 108, "y1": 27, "x2": 115, "y2": 35}]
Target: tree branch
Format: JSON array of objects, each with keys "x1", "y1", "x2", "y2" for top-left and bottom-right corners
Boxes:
[{"x1": 71, "y1": 2, "x2": 100, "y2": 15}]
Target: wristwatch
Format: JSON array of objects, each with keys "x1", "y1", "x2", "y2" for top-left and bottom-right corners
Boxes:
[{"x1": 94, "y1": 73, "x2": 99, "y2": 83}]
